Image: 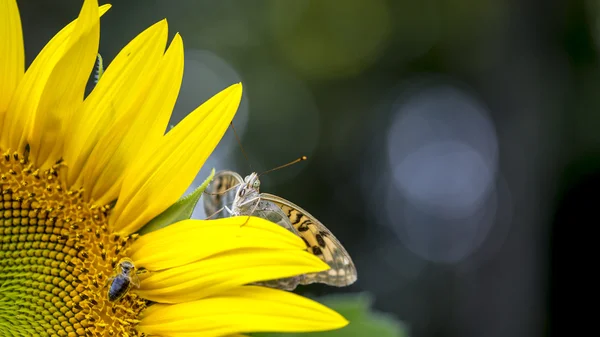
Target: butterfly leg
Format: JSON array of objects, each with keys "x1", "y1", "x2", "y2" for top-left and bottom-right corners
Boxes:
[
  {"x1": 205, "y1": 206, "x2": 226, "y2": 219},
  {"x1": 225, "y1": 205, "x2": 251, "y2": 228},
  {"x1": 241, "y1": 196, "x2": 261, "y2": 228},
  {"x1": 203, "y1": 184, "x2": 239, "y2": 196}
]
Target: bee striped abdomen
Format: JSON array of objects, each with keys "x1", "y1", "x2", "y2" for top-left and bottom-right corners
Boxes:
[{"x1": 108, "y1": 275, "x2": 132, "y2": 302}]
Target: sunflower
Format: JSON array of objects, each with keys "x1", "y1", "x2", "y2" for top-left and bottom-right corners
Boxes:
[{"x1": 0, "y1": 0, "x2": 349, "y2": 336}]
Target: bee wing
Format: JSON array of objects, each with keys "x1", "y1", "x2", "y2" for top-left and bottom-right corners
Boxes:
[
  {"x1": 103, "y1": 275, "x2": 116, "y2": 290},
  {"x1": 130, "y1": 273, "x2": 140, "y2": 288}
]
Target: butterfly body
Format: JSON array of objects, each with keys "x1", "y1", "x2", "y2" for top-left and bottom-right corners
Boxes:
[
  {"x1": 204, "y1": 170, "x2": 357, "y2": 290},
  {"x1": 226, "y1": 172, "x2": 301, "y2": 236}
]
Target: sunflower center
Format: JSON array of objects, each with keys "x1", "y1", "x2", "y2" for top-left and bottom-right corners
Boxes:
[{"x1": 0, "y1": 151, "x2": 146, "y2": 336}]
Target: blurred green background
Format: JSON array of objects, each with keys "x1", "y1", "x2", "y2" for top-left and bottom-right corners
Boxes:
[{"x1": 19, "y1": 0, "x2": 596, "y2": 336}]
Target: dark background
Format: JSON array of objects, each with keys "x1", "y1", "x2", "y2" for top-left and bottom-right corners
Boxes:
[{"x1": 18, "y1": 0, "x2": 597, "y2": 336}]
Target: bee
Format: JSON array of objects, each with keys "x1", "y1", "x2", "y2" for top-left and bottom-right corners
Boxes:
[{"x1": 106, "y1": 257, "x2": 141, "y2": 302}]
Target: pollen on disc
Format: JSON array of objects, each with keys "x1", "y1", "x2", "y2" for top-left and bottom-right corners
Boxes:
[{"x1": 0, "y1": 151, "x2": 146, "y2": 336}]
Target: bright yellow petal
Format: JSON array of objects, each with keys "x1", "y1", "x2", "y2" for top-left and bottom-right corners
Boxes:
[
  {"x1": 137, "y1": 286, "x2": 349, "y2": 337},
  {"x1": 0, "y1": 0, "x2": 24, "y2": 116},
  {"x1": 130, "y1": 216, "x2": 308, "y2": 270},
  {"x1": 81, "y1": 33, "x2": 183, "y2": 205},
  {"x1": 137, "y1": 249, "x2": 328, "y2": 303},
  {"x1": 111, "y1": 83, "x2": 242, "y2": 234},
  {"x1": 62, "y1": 19, "x2": 167, "y2": 189},
  {"x1": 0, "y1": 4, "x2": 110, "y2": 153},
  {"x1": 142, "y1": 33, "x2": 185, "y2": 148},
  {"x1": 28, "y1": 0, "x2": 100, "y2": 168}
]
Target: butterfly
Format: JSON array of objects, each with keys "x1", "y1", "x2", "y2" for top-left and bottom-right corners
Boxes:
[{"x1": 203, "y1": 170, "x2": 357, "y2": 291}]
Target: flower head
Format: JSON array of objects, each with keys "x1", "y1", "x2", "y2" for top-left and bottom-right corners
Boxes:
[{"x1": 0, "y1": 0, "x2": 349, "y2": 336}]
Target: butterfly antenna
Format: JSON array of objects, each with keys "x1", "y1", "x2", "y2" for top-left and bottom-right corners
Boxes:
[
  {"x1": 230, "y1": 122, "x2": 253, "y2": 171},
  {"x1": 259, "y1": 156, "x2": 307, "y2": 176}
]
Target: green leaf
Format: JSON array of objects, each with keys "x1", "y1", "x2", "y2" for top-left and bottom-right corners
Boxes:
[
  {"x1": 137, "y1": 168, "x2": 215, "y2": 235},
  {"x1": 253, "y1": 292, "x2": 408, "y2": 337},
  {"x1": 94, "y1": 53, "x2": 104, "y2": 84}
]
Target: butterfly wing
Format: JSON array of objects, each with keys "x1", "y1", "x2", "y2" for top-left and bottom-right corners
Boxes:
[
  {"x1": 253, "y1": 275, "x2": 306, "y2": 291},
  {"x1": 261, "y1": 193, "x2": 358, "y2": 287},
  {"x1": 203, "y1": 170, "x2": 243, "y2": 219},
  {"x1": 243, "y1": 198, "x2": 306, "y2": 291},
  {"x1": 205, "y1": 177, "x2": 305, "y2": 291},
  {"x1": 252, "y1": 199, "x2": 301, "y2": 236},
  {"x1": 250, "y1": 198, "x2": 306, "y2": 290},
  {"x1": 204, "y1": 176, "x2": 357, "y2": 290}
]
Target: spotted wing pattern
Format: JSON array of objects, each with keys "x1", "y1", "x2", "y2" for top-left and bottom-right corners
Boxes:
[
  {"x1": 252, "y1": 200, "x2": 301, "y2": 236},
  {"x1": 203, "y1": 171, "x2": 357, "y2": 290},
  {"x1": 253, "y1": 274, "x2": 306, "y2": 291},
  {"x1": 260, "y1": 193, "x2": 357, "y2": 288},
  {"x1": 250, "y1": 201, "x2": 305, "y2": 291},
  {"x1": 202, "y1": 170, "x2": 243, "y2": 219}
]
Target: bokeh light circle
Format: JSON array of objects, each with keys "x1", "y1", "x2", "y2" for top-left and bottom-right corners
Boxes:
[
  {"x1": 383, "y1": 79, "x2": 500, "y2": 263},
  {"x1": 268, "y1": 0, "x2": 391, "y2": 79}
]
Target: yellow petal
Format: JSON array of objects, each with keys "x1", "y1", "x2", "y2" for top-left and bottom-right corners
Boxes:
[
  {"x1": 81, "y1": 33, "x2": 184, "y2": 205},
  {"x1": 137, "y1": 286, "x2": 349, "y2": 337},
  {"x1": 0, "y1": 4, "x2": 110, "y2": 153},
  {"x1": 28, "y1": 0, "x2": 100, "y2": 168},
  {"x1": 62, "y1": 20, "x2": 168, "y2": 189},
  {"x1": 137, "y1": 248, "x2": 328, "y2": 303},
  {"x1": 0, "y1": 0, "x2": 24, "y2": 116},
  {"x1": 130, "y1": 216, "x2": 308, "y2": 270},
  {"x1": 111, "y1": 83, "x2": 242, "y2": 234},
  {"x1": 141, "y1": 33, "x2": 185, "y2": 148}
]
